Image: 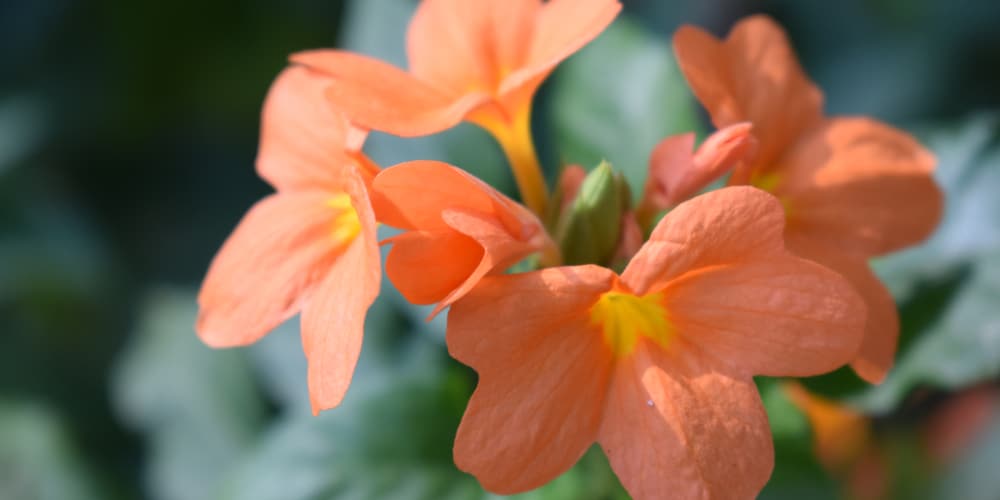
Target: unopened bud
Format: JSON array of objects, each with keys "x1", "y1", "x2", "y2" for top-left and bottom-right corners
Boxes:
[
  {"x1": 555, "y1": 161, "x2": 631, "y2": 266},
  {"x1": 637, "y1": 123, "x2": 756, "y2": 228}
]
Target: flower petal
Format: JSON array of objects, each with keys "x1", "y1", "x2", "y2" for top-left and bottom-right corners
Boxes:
[
  {"x1": 407, "y1": 0, "x2": 540, "y2": 95},
  {"x1": 384, "y1": 229, "x2": 484, "y2": 305},
  {"x1": 673, "y1": 15, "x2": 823, "y2": 168},
  {"x1": 301, "y1": 176, "x2": 381, "y2": 413},
  {"x1": 661, "y1": 248, "x2": 866, "y2": 378},
  {"x1": 501, "y1": 0, "x2": 621, "y2": 95},
  {"x1": 641, "y1": 123, "x2": 756, "y2": 213},
  {"x1": 430, "y1": 208, "x2": 545, "y2": 315},
  {"x1": 788, "y1": 236, "x2": 900, "y2": 383},
  {"x1": 599, "y1": 343, "x2": 773, "y2": 500},
  {"x1": 623, "y1": 186, "x2": 786, "y2": 295},
  {"x1": 374, "y1": 161, "x2": 550, "y2": 309},
  {"x1": 196, "y1": 191, "x2": 343, "y2": 347},
  {"x1": 448, "y1": 266, "x2": 616, "y2": 494},
  {"x1": 371, "y1": 160, "x2": 528, "y2": 233},
  {"x1": 257, "y1": 65, "x2": 368, "y2": 191},
  {"x1": 292, "y1": 50, "x2": 490, "y2": 137},
  {"x1": 779, "y1": 117, "x2": 943, "y2": 257}
]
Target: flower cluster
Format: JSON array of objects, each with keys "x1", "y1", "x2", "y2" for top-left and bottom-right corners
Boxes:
[{"x1": 196, "y1": 1, "x2": 941, "y2": 498}]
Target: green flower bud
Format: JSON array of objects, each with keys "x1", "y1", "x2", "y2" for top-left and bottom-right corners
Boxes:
[{"x1": 555, "y1": 161, "x2": 632, "y2": 266}]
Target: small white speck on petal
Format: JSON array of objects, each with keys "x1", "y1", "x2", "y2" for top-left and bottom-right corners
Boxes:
[{"x1": 646, "y1": 399, "x2": 654, "y2": 407}]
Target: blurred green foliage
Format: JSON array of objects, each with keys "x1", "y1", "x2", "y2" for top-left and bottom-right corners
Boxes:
[{"x1": 3, "y1": 0, "x2": 1000, "y2": 499}]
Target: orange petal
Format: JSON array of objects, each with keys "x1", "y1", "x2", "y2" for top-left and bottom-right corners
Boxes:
[
  {"x1": 501, "y1": 0, "x2": 622, "y2": 98},
  {"x1": 432, "y1": 208, "x2": 546, "y2": 314},
  {"x1": 557, "y1": 164, "x2": 587, "y2": 210},
  {"x1": 779, "y1": 117, "x2": 943, "y2": 257},
  {"x1": 640, "y1": 123, "x2": 756, "y2": 213},
  {"x1": 623, "y1": 186, "x2": 787, "y2": 295},
  {"x1": 611, "y1": 211, "x2": 644, "y2": 266},
  {"x1": 374, "y1": 161, "x2": 551, "y2": 309},
  {"x1": 661, "y1": 249, "x2": 866, "y2": 378},
  {"x1": 291, "y1": 50, "x2": 490, "y2": 137},
  {"x1": 407, "y1": 0, "x2": 539, "y2": 96},
  {"x1": 673, "y1": 15, "x2": 824, "y2": 168},
  {"x1": 196, "y1": 191, "x2": 344, "y2": 347},
  {"x1": 371, "y1": 160, "x2": 527, "y2": 233},
  {"x1": 599, "y1": 343, "x2": 773, "y2": 499},
  {"x1": 784, "y1": 382, "x2": 871, "y2": 472},
  {"x1": 448, "y1": 266, "x2": 616, "y2": 494},
  {"x1": 642, "y1": 132, "x2": 697, "y2": 210},
  {"x1": 787, "y1": 236, "x2": 899, "y2": 383},
  {"x1": 384, "y1": 229, "x2": 484, "y2": 305},
  {"x1": 256, "y1": 65, "x2": 368, "y2": 191},
  {"x1": 300, "y1": 175, "x2": 380, "y2": 413}
]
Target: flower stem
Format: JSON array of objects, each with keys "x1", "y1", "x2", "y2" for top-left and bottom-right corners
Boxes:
[{"x1": 482, "y1": 109, "x2": 548, "y2": 216}]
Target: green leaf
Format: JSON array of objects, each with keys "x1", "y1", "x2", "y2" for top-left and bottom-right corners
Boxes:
[
  {"x1": 556, "y1": 162, "x2": 629, "y2": 266},
  {"x1": 854, "y1": 254, "x2": 1000, "y2": 413},
  {"x1": 0, "y1": 401, "x2": 106, "y2": 500},
  {"x1": 550, "y1": 16, "x2": 701, "y2": 196},
  {"x1": 218, "y1": 329, "x2": 476, "y2": 500},
  {"x1": 224, "y1": 322, "x2": 630, "y2": 500},
  {"x1": 111, "y1": 288, "x2": 267, "y2": 500}
]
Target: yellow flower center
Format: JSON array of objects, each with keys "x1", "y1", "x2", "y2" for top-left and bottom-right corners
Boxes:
[
  {"x1": 750, "y1": 171, "x2": 793, "y2": 215},
  {"x1": 590, "y1": 291, "x2": 671, "y2": 357},
  {"x1": 327, "y1": 193, "x2": 361, "y2": 246}
]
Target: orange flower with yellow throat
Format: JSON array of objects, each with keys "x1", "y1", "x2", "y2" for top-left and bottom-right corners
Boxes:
[
  {"x1": 673, "y1": 16, "x2": 944, "y2": 383},
  {"x1": 196, "y1": 3, "x2": 944, "y2": 498},
  {"x1": 197, "y1": 65, "x2": 381, "y2": 415},
  {"x1": 293, "y1": 0, "x2": 621, "y2": 215}
]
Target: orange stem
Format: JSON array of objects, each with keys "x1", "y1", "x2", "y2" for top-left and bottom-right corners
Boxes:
[{"x1": 484, "y1": 109, "x2": 548, "y2": 216}]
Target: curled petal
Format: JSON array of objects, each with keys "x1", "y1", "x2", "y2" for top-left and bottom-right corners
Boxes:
[
  {"x1": 673, "y1": 15, "x2": 824, "y2": 168},
  {"x1": 599, "y1": 344, "x2": 773, "y2": 500},
  {"x1": 384, "y1": 229, "x2": 484, "y2": 305},
  {"x1": 257, "y1": 65, "x2": 369, "y2": 191},
  {"x1": 197, "y1": 191, "x2": 347, "y2": 347},
  {"x1": 448, "y1": 266, "x2": 616, "y2": 494},
  {"x1": 641, "y1": 123, "x2": 755, "y2": 213},
  {"x1": 373, "y1": 161, "x2": 552, "y2": 310}
]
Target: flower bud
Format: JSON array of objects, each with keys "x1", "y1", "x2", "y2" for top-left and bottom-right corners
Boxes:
[{"x1": 555, "y1": 161, "x2": 631, "y2": 266}]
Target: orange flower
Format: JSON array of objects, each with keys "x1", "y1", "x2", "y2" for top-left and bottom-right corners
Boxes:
[
  {"x1": 674, "y1": 15, "x2": 944, "y2": 382},
  {"x1": 447, "y1": 187, "x2": 866, "y2": 498},
  {"x1": 292, "y1": 0, "x2": 622, "y2": 214},
  {"x1": 370, "y1": 160, "x2": 555, "y2": 317},
  {"x1": 636, "y1": 122, "x2": 757, "y2": 228},
  {"x1": 196, "y1": 65, "x2": 381, "y2": 414},
  {"x1": 783, "y1": 382, "x2": 871, "y2": 473}
]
